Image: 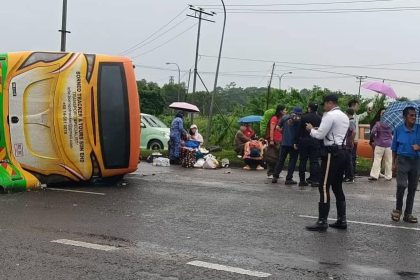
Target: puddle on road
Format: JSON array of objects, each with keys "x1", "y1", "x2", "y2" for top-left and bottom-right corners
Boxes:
[
  {"x1": 318, "y1": 261, "x2": 342, "y2": 268},
  {"x1": 396, "y1": 271, "x2": 420, "y2": 279}
]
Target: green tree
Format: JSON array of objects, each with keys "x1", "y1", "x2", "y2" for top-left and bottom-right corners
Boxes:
[{"x1": 137, "y1": 80, "x2": 165, "y2": 115}]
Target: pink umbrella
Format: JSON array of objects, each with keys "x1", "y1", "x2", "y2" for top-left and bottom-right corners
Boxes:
[
  {"x1": 169, "y1": 102, "x2": 200, "y2": 113},
  {"x1": 362, "y1": 81, "x2": 397, "y2": 99}
]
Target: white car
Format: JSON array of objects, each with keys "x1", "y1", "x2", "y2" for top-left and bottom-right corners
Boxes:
[{"x1": 140, "y1": 113, "x2": 170, "y2": 150}]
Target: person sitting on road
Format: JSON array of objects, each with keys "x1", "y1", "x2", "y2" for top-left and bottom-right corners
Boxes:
[
  {"x1": 234, "y1": 124, "x2": 251, "y2": 157},
  {"x1": 244, "y1": 124, "x2": 255, "y2": 138},
  {"x1": 243, "y1": 138, "x2": 265, "y2": 170},
  {"x1": 189, "y1": 124, "x2": 204, "y2": 145}
]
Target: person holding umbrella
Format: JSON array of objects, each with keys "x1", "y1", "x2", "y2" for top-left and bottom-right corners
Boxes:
[
  {"x1": 169, "y1": 111, "x2": 188, "y2": 164},
  {"x1": 391, "y1": 106, "x2": 420, "y2": 223}
]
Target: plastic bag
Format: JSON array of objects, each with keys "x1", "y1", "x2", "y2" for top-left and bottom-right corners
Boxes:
[
  {"x1": 153, "y1": 157, "x2": 170, "y2": 167},
  {"x1": 194, "y1": 158, "x2": 206, "y2": 168},
  {"x1": 203, "y1": 155, "x2": 219, "y2": 169}
]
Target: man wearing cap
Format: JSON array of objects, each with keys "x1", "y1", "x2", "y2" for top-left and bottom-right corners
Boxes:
[
  {"x1": 305, "y1": 95, "x2": 349, "y2": 232},
  {"x1": 297, "y1": 103, "x2": 322, "y2": 187},
  {"x1": 272, "y1": 107, "x2": 302, "y2": 185}
]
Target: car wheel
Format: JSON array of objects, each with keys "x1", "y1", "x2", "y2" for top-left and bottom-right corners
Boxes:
[{"x1": 148, "y1": 140, "x2": 164, "y2": 150}]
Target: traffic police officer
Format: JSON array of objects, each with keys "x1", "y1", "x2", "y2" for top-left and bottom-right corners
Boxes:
[{"x1": 305, "y1": 94, "x2": 349, "y2": 232}]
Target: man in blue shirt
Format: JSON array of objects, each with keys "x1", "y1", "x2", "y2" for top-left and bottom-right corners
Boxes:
[
  {"x1": 272, "y1": 107, "x2": 302, "y2": 185},
  {"x1": 391, "y1": 107, "x2": 420, "y2": 223}
]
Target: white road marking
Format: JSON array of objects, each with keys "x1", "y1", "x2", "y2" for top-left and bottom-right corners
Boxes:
[
  {"x1": 47, "y1": 188, "x2": 106, "y2": 196},
  {"x1": 51, "y1": 239, "x2": 119, "y2": 251},
  {"x1": 300, "y1": 215, "x2": 420, "y2": 231},
  {"x1": 187, "y1": 261, "x2": 271, "y2": 278}
]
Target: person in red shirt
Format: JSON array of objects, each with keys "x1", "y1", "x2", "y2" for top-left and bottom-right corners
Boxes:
[
  {"x1": 244, "y1": 124, "x2": 255, "y2": 138},
  {"x1": 266, "y1": 105, "x2": 286, "y2": 178}
]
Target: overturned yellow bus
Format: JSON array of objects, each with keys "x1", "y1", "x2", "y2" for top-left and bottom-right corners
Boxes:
[{"x1": 0, "y1": 51, "x2": 140, "y2": 192}]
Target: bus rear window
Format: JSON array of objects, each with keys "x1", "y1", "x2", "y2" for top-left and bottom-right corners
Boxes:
[{"x1": 98, "y1": 63, "x2": 130, "y2": 169}]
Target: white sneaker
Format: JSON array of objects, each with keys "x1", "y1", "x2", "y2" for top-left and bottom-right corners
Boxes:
[{"x1": 267, "y1": 175, "x2": 273, "y2": 179}]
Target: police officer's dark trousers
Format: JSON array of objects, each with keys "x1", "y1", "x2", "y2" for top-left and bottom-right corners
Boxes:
[
  {"x1": 307, "y1": 147, "x2": 347, "y2": 231},
  {"x1": 298, "y1": 138, "x2": 321, "y2": 184}
]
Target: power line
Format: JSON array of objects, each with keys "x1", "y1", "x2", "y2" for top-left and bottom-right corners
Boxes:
[
  {"x1": 199, "y1": 54, "x2": 420, "y2": 72},
  {"x1": 122, "y1": 18, "x2": 190, "y2": 55},
  {"x1": 135, "y1": 64, "x2": 420, "y2": 85},
  {"x1": 210, "y1": 6, "x2": 420, "y2": 14},
  {"x1": 198, "y1": 0, "x2": 406, "y2": 6},
  {"x1": 120, "y1": 6, "x2": 188, "y2": 55},
  {"x1": 131, "y1": 23, "x2": 197, "y2": 58},
  {"x1": 197, "y1": 55, "x2": 420, "y2": 85}
]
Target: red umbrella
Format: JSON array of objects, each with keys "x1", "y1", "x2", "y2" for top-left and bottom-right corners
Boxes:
[
  {"x1": 169, "y1": 102, "x2": 200, "y2": 113},
  {"x1": 362, "y1": 81, "x2": 397, "y2": 99}
]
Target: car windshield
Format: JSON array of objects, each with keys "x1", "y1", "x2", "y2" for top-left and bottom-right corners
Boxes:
[{"x1": 144, "y1": 115, "x2": 167, "y2": 128}]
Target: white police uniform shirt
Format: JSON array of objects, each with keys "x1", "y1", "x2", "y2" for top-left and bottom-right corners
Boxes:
[{"x1": 310, "y1": 107, "x2": 349, "y2": 146}]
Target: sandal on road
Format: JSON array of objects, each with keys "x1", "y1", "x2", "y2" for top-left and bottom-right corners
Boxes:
[
  {"x1": 403, "y1": 214, "x2": 418, "y2": 223},
  {"x1": 391, "y1": 209, "x2": 402, "y2": 222}
]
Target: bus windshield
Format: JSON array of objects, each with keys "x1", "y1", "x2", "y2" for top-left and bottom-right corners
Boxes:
[{"x1": 98, "y1": 63, "x2": 130, "y2": 169}]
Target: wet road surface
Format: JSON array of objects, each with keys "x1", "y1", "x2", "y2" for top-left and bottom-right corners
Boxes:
[{"x1": 1, "y1": 163, "x2": 419, "y2": 279}]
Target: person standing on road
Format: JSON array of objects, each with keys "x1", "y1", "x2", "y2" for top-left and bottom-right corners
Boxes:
[
  {"x1": 347, "y1": 99, "x2": 372, "y2": 181},
  {"x1": 297, "y1": 103, "x2": 322, "y2": 187},
  {"x1": 265, "y1": 105, "x2": 286, "y2": 179},
  {"x1": 305, "y1": 94, "x2": 349, "y2": 232},
  {"x1": 169, "y1": 111, "x2": 187, "y2": 164},
  {"x1": 343, "y1": 108, "x2": 356, "y2": 183},
  {"x1": 272, "y1": 107, "x2": 302, "y2": 185},
  {"x1": 369, "y1": 109, "x2": 393, "y2": 181},
  {"x1": 391, "y1": 107, "x2": 420, "y2": 223}
]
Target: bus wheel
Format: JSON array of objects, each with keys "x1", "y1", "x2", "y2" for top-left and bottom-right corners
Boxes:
[{"x1": 148, "y1": 140, "x2": 163, "y2": 150}]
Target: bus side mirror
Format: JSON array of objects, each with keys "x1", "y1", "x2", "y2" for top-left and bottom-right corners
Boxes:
[{"x1": 141, "y1": 122, "x2": 146, "y2": 128}]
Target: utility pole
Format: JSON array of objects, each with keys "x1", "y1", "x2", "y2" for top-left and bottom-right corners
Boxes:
[
  {"x1": 187, "y1": 5, "x2": 215, "y2": 95},
  {"x1": 186, "y1": 69, "x2": 192, "y2": 101},
  {"x1": 266, "y1": 63, "x2": 276, "y2": 110},
  {"x1": 357, "y1": 75, "x2": 367, "y2": 99},
  {"x1": 169, "y1": 76, "x2": 174, "y2": 85},
  {"x1": 207, "y1": 0, "x2": 226, "y2": 145},
  {"x1": 59, "y1": 0, "x2": 70, "y2": 52},
  {"x1": 166, "y1": 62, "x2": 181, "y2": 101}
]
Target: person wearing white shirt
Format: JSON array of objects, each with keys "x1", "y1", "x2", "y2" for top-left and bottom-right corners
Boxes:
[
  {"x1": 305, "y1": 94, "x2": 350, "y2": 232},
  {"x1": 346, "y1": 99, "x2": 372, "y2": 181}
]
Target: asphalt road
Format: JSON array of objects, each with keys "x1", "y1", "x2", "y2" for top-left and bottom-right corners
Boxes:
[{"x1": 1, "y1": 163, "x2": 419, "y2": 280}]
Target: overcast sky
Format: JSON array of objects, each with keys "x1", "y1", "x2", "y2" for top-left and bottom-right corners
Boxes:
[{"x1": 2, "y1": 0, "x2": 420, "y2": 99}]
